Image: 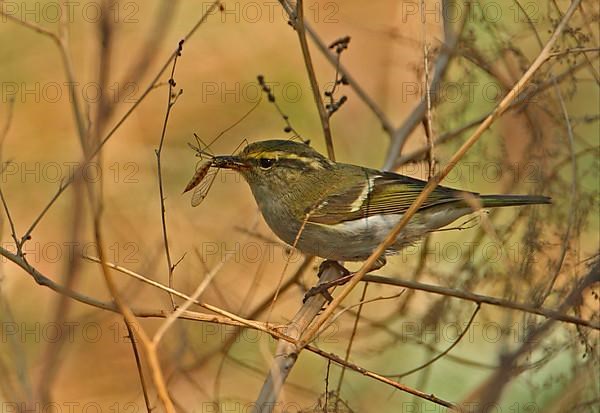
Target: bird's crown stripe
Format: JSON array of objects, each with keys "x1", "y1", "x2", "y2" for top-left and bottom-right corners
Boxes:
[
  {"x1": 245, "y1": 151, "x2": 309, "y2": 162},
  {"x1": 246, "y1": 151, "x2": 325, "y2": 169}
]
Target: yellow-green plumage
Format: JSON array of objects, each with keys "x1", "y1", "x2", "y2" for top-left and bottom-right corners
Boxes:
[{"x1": 208, "y1": 140, "x2": 551, "y2": 263}]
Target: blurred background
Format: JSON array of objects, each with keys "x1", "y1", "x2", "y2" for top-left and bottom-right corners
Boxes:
[{"x1": 0, "y1": 0, "x2": 598, "y2": 411}]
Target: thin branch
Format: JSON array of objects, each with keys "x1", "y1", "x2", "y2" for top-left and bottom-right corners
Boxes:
[
  {"x1": 152, "y1": 248, "x2": 227, "y2": 345},
  {"x1": 324, "y1": 37, "x2": 350, "y2": 117},
  {"x1": 395, "y1": 58, "x2": 595, "y2": 166},
  {"x1": 0, "y1": 183, "x2": 19, "y2": 251},
  {"x1": 390, "y1": 304, "x2": 481, "y2": 379},
  {"x1": 311, "y1": 272, "x2": 598, "y2": 329},
  {"x1": 83, "y1": 255, "x2": 278, "y2": 334},
  {"x1": 421, "y1": 0, "x2": 435, "y2": 179},
  {"x1": 2, "y1": 243, "x2": 284, "y2": 344},
  {"x1": 290, "y1": 0, "x2": 336, "y2": 160},
  {"x1": 423, "y1": 67, "x2": 436, "y2": 178},
  {"x1": 539, "y1": 13, "x2": 579, "y2": 306},
  {"x1": 282, "y1": 1, "x2": 395, "y2": 136},
  {"x1": 125, "y1": 322, "x2": 153, "y2": 413},
  {"x1": 0, "y1": 10, "x2": 59, "y2": 40},
  {"x1": 255, "y1": 262, "x2": 347, "y2": 409},
  {"x1": 549, "y1": 47, "x2": 600, "y2": 57},
  {"x1": 183, "y1": 256, "x2": 314, "y2": 373},
  {"x1": 20, "y1": 180, "x2": 69, "y2": 246},
  {"x1": 93, "y1": 225, "x2": 175, "y2": 413},
  {"x1": 335, "y1": 283, "x2": 369, "y2": 399},
  {"x1": 304, "y1": 344, "x2": 456, "y2": 409},
  {"x1": 156, "y1": 39, "x2": 184, "y2": 309},
  {"x1": 384, "y1": 0, "x2": 467, "y2": 169},
  {"x1": 85, "y1": 257, "x2": 463, "y2": 410}
]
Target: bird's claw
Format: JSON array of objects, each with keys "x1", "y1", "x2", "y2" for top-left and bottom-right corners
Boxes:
[{"x1": 303, "y1": 283, "x2": 335, "y2": 303}]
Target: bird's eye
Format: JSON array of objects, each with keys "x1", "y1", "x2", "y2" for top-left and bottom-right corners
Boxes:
[{"x1": 259, "y1": 158, "x2": 275, "y2": 170}]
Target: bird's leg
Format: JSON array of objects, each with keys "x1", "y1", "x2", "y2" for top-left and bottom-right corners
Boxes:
[
  {"x1": 303, "y1": 256, "x2": 387, "y2": 303},
  {"x1": 370, "y1": 256, "x2": 387, "y2": 271},
  {"x1": 303, "y1": 260, "x2": 350, "y2": 303},
  {"x1": 318, "y1": 259, "x2": 351, "y2": 277}
]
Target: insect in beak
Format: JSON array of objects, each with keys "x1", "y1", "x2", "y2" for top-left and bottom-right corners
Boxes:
[{"x1": 182, "y1": 160, "x2": 212, "y2": 194}]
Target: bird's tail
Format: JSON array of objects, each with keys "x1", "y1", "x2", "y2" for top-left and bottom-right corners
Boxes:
[{"x1": 479, "y1": 194, "x2": 551, "y2": 208}]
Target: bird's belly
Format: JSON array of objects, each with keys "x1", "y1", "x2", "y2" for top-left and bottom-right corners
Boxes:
[
  {"x1": 294, "y1": 208, "x2": 472, "y2": 261},
  {"x1": 301, "y1": 214, "x2": 419, "y2": 260},
  {"x1": 271, "y1": 214, "x2": 411, "y2": 261},
  {"x1": 261, "y1": 203, "x2": 472, "y2": 261}
]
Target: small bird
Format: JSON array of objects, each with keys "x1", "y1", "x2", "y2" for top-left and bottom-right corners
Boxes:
[{"x1": 200, "y1": 139, "x2": 550, "y2": 269}]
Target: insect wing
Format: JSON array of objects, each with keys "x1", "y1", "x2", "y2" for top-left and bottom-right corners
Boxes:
[{"x1": 191, "y1": 169, "x2": 218, "y2": 207}]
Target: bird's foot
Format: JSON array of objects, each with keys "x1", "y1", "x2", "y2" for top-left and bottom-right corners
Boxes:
[
  {"x1": 303, "y1": 260, "x2": 350, "y2": 303},
  {"x1": 302, "y1": 256, "x2": 387, "y2": 303},
  {"x1": 370, "y1": 256, "x2": 387, "y2": 272}
]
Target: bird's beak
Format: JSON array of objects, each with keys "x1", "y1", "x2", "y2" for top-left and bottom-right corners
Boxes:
[{"x1": 212, "y1": 155, "x2": 248, "y2": 170}]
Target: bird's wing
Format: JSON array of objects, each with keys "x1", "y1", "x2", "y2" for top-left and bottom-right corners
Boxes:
[{"x1": 308, "y1": 170, "x2": 477, "y2": 225}]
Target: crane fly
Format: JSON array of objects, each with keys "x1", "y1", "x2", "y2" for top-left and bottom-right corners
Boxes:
[
  {"x1": 183, "y1": 136, "x2": 221, "y2": 207},
  {"x1": 184, "y1": 134, "x2": 248, "y2": 207},
  {"x1": 183, "y1": 159, "x2": 218, "y2": 207}
]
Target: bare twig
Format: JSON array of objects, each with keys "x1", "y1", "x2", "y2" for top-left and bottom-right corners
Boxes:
[
  {"x1": 395, "y1": 59, "x2": 595, "y2": 166},
  {"x1": 334, "y1": 282, "x2": 369, "y2": 400},
  {"x1": 255, "y1": 262, "x2": 347, "y2": 409},
  {"x1": 125, "y1": 322, "x2": 153, "y2": 413},
  {"x1": 152, "y1": 248, "x2": 227, "y2": 344},
  {"x1": 82, "y1": 258, "x2": 459, "y2": 409},
  {"x1": 281, "y1": 0, "x2": 395, "y2": 136},
  {"x1": 324, "y1": 37, "x2": 350, "y2": 118},
  {"x1": 384, "y1": 0, "x2": 467, "y2": 169},
  {"x1": 117, "y1": 1, "x2": 178, "y2": 104},
  {"x1": 533, "y1": 5, "x2": 578, "y2": 305},
  {"x1": 156, "y1": 39, "x2": 184, "y2": 309},
  {"x1": 0, "y1": 10, "x2": 58, "y2": 39},
  {"x1": 93, "y1": 224, "x2": 175, "y2": 412},
  {"x1": 309, "y1": 273, "x2": 598, "y2": 329},
  {"x1": 289, "y1": 0, "x2": 336, "y2": 160},
  {"x1": 183, "y1": 256, "x2": 314, "y2": 373},
  {"x1": 0, "y1": 184, "x2": 19, "y2": 251},
  {"x1": 304, "y1": 344, "x2": 456, "y2": 409},
  {"x1": 421, "y1": 0, "x2": 435, "y2": 179},
  {"x1": 20, "y1": 180, "x2": 69, "y2": 247},
  {"x1": 390, "y1": 305, "x2": 481, "y2": 379},
  {"x1": 257, "y1": 75, "x2": 302, "y2": 139}
]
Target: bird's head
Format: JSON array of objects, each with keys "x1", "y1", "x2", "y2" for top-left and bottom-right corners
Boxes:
[{"x1": 212, "y1": 140, "x2": 334, "y2": 196}]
